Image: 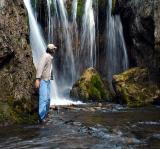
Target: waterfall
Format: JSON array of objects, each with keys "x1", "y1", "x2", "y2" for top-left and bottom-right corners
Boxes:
[
  {"x1": 23, "y1": 0, "x2": 46, "y2": 68},
  {"x1": 106, "y1": 0, "x2": 128, "y2": 86},
  {"x1": 71, "y1": 0, "x2": 78, "y2": 21},
  {"x1": 80, "y1": 0, "x2": 96, "y2": 71},
  {"x1": 0, "y1": 0, "x2": 5, "y2": 9},
  {"x1": 24, "y1": 0, "x2": 128, "y2": 104},
  {"x1": 71, "y1": 0, "x2": 80, "y2": 78},
  {"x1": 47, "y1": 0, "x2": 51, "y2": 42},
  {"x1": 51, "y1": 0, "x2": 76, "y2": 92},
  {"x1": 24, "y1": 0, "x2": 82, "y2": 105}
]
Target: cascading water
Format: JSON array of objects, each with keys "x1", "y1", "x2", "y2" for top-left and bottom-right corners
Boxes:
[
  {"x1": 71, "y1": 0, "x2": 79, "y2": 78},
  {"x1": 47, "y1": 0, "x2": 51, "y2": 42},
  {"x1": 106, "y1": 0, "x2": 128, "y2": 86},
  {"x1": 24, "y1": 0, "x2": 82, "y2": 105},
  {"x1": 53, "y1": 0, "x2": 76, "y2": 90},
  {"x1": 71, "y1": 0, "x2": 78, "y2": 21},
  {"x1": 24, "y1": 0, "x2": 58, "y2": 102},
  {"x1": 23, "y1": 0, "x2": 46, "y2": 68},
  {"x1": 0, "y1": 0, "x2": 5, "y2": 9},
  {"x1": 80, "y1": 0, "x2": 96, "y2": 71},
  {"x1": 24, "y1": 0, "x2": 128, "y2": 105}
]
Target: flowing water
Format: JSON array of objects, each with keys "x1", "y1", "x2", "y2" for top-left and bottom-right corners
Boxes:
[
  {"x1": 0, "y1": 105, "x2": 160, "y2": 149},
  {"x1": 80, "y1": 0, "x2": 96, "y2": 70},
  {"x1": 47, "y1": 0, "x2": 51, "y2": 43},
  {"x1": 51, "y1": 0, "x2": 76, "y2": 97},
  {"x1": 27, "y1": 0, "x2": 128, "y2": 100},
  {"x1": 0, "y1": 0, "x2": 5, "y2": 9},
  {"x1": 3, "y1": 1, "x2": 159, "y2": 148},
  {"x1": 105, "y1": 0, "x2": 128, "y2": 86},
  {"x1": 23, "y1": 0, "x2": 46, "y2": 68},
  {"x1": 25, "y1": 0, "x2": 98, "y2": 105},
  {"x1": 24, "y1": 0, "x2": 83, "y2": 105}
]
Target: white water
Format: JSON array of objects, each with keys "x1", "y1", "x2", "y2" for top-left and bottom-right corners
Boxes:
[
  {"x1": 0, "y1": 0, "x2": 5, "y2": 9},
  {"x1": 71, "y1": 0, "x2": 78, "y2": 21},
  {"x1": 23, "y1": 0, "x2": 46, "y2": 68},
  {"x1": 106, "y1": 0, "x2": 128, "y2": 85},
  {"x1": 80, "y1": 0, "x2": 96, "y2": 70},
  {"x1": 52, "y1": 0, "x2": 76, "y2": 91},
  {"x1": 51, "y1": 98, "x2": 83, "y2": 106},
  {"x1": 47, "y1": 0, "x2": 51, "y2": 42},
  {"x1": 24, "y1": 0, "x2": 82, "y2": 106},
  {"x1": 71, "y1": 0, "x2": 79, "y2": 78},
  {"x1": 24, "y1": 0, "x2": 128, "y2": 105}
]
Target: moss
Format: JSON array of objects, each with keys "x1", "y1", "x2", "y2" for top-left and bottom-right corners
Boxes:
[
  {"x1": 0, "y1": 101, "x2": 15, "y2": 125},
  {"x1": 70, "y1": 68, "x2": 111, "y2": 101},
  {"x1": 65, "y1": 0, "x2": 85, "y2": 21},
  {"x1": 77, "y1": 0, "x2": 85, "y2": 19},
  {"x1": 66, "y1": 0, "x2": 72, "y2": 18},
  {"x1": 0, "y1": 95, "x2": 38, "y2": 126},
  {"x1": 112, "y1": 0, "x2": 116, "y2": 14},
  {"x1": 113, "y1": 67, "x2": 160, "y2": 107},
  {"x1": 89, "y1": 75, "x2": 107, "y2": 100},
  {"x1": 88, "y1": 86, "x2": 101, "y2": 100},
  {"x1": 9, "y1": 97, "x2": 38, "y2": 124}
]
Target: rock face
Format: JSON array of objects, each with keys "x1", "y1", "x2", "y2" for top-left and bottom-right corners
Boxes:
[
  {"x1": 70, "y1": 68, "x2": 111, "y2": 101},
  {"x1": 115, "y1": 0, "x2": 160, "y2": 77},
  {"x1": 0, "y1": 0, "x2": 37, "y2": 125},
  {"x1": 113, "y1": 67, "x2": 160, "y2": 107}
]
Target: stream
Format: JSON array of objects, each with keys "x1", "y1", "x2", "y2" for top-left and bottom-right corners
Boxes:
[{"x1": 0, "y1": 103, "x2": 160, "y2": 149}]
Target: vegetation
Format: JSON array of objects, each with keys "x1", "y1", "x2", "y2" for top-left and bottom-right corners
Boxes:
[
  {"x1": 77, "y1": 0, "x2": 85, "y2": 19},
  {"x1": 70, "y1": 68, "x2": 111, "y2": 101},
  {"x1": 113, "y1": 67, "x2": 160, "y2": 107},
  {"x1": 112, "y1": 0, "x2": 116, "y2": 13}
]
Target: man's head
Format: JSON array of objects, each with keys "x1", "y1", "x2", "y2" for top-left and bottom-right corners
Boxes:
[{"x1": 46, "y1": 44, "x2": 57, "y2": 55}]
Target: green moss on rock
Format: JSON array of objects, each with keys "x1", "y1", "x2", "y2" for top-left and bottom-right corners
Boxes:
[
  {"x1": 0, "y1": 96, "x2": 38, "y2": 126},
  {"x1": 113, "y1": 67, "x2": 160, "y2": 107},
  {"x1": 77, "y1": 0, "x2": 85, "y2": 19},
  {"x1": 112, "y1": 0, "x2": 116, "y2": 14},
  {"x1": 70, "y1": 67, "x2": 111, "y2": 101}
]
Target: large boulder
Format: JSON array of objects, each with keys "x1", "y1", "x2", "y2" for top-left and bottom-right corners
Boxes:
[
  {"x1": 113, "y1": 67, "x2": 160, "y2": 107},
  {"x1": 0, "y1": 0, "x2": 37, "y2": 125},
  {"x1": 70, "y1": 68, "x2": 112, "y2": 101}
]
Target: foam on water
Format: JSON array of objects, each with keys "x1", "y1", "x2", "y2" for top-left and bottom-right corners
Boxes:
[{"x1": 50, "y1": 98, "x2": 84, "y2": 106}]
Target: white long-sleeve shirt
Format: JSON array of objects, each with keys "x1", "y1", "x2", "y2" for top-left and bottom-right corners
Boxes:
[{"x1": 36, "y1": 53, "x2": 53, "y2": 80}]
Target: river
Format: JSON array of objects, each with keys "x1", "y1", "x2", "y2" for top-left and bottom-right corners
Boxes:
[{"x1": 0, "y1": 103, "x2": 160, "y2": 149}]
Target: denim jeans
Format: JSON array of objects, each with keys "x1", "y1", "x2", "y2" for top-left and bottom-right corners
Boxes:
[{"x1": 39, "y1": 80, "x2": 50, "y2": 121}]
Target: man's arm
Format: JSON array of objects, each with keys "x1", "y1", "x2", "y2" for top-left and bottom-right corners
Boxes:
[{"x1": 35, "y1": 54, "x2": 46, "y2": 88}]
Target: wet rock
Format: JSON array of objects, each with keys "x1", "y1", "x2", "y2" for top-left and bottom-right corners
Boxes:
[
  {"x1": 113, "y1": 67, "x2": 160, "y2": 107},
  {"x1": 70, "y1": 68, "x2": 112, "y2": 101},
  {"x1": 115, "y1": 0, "x2": 160, "y2": 76},
  {"x1": 0, "y1": 0, "x2": 37, "y2": 125}
]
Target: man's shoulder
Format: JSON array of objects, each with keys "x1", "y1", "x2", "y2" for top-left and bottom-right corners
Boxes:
[
  {"x1": 42, "y1": 52, "x2": 53, "y2": 60},
  {"x1": 41, "y1": 52, "x2": 48, "y2": 58}
]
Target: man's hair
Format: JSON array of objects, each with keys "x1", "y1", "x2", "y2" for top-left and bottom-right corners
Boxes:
[{"x1": 46, "y1": 48, "x2": 55, "y2": 54}]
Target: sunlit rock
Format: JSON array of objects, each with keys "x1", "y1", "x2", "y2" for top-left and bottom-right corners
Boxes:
[
  {"x1": 70, "y1": 68, "x2": 112, "y2": 101},
  {"x1": 113, "y1": 67, "x2": 160, "y2": 107}
]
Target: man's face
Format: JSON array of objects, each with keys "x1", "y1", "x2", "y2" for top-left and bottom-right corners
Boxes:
[{"x1": 51, "y1": 50, "x2": 56, "y2": 56}]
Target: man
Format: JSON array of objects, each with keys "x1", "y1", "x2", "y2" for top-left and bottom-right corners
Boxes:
[{"x1": 35, "y1": 44, "x2": 57, "y2": 122}]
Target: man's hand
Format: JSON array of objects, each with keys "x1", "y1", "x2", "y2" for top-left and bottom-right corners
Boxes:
[{"x1": 35, "y1": 79, "x2": 40, "y2": 89}]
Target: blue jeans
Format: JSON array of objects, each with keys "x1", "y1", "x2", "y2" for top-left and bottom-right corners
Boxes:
[{"x1": 39, "y1": 80, "x2": 50, "y2": 121}]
